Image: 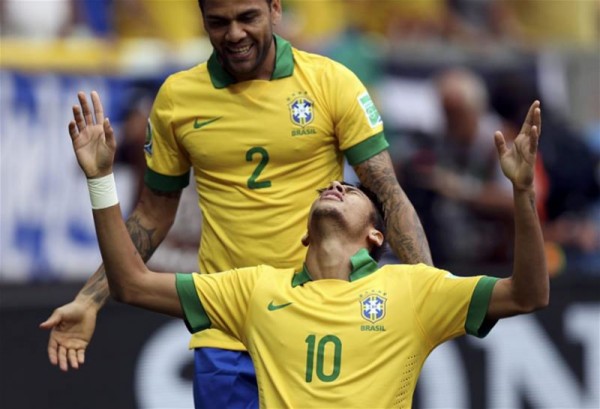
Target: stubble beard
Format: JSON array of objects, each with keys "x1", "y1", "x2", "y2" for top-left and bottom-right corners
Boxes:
[
  {"x1": 310, "y1": 206, "x2": 350, "y2": 235},
  {"x1": 221, "y1": 33, "x2": 272, "y2": 80}
]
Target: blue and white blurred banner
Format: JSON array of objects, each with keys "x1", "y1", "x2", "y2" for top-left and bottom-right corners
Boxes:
[{"x1": 0, "y1": 71, "x2": 136, "y2": 282}]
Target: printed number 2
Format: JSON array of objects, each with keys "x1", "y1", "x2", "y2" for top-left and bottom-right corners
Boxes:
[
  {"x1": 246, "y1": 147, "x2": 272, "y2": 189},
  {"x1": 305, "y1": 334, "x2": 342, "y2": 383}
]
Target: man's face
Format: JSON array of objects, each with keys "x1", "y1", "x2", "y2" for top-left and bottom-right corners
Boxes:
[
  {"x1": 202, "y1": 0, "x2": 281, "y2": 82},
  {"x1": 309, "y1": 181, "x2": 376, "y2": 233}
]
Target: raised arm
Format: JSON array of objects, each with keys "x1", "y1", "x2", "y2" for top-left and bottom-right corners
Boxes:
[
  {"x1": 40, "y1": 92, "x2": 184, "y2": 371},
  {"x1": 354, "y1": 150, "x2": 432, "y2": 265},
  {"x1": 487, "y1": 101, "x2": 549, "y2": 319},
  {"x1": 76, "y1": 184, "x2": 181, "y2": 309},
  {"x1": 72, "y1": 91, "x2": 182, "y2": 314}
]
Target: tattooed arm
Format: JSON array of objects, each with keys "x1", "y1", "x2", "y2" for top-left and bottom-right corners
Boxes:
[
  {"x1": 40, "y1": 185, "x2": 181, "y2": 371},
  {"x1": 354, "y1": 150, "x2": 432, "y2": 265},
  {"x1": 80, "y1": 186, "x2": 181, "y2": 307}
]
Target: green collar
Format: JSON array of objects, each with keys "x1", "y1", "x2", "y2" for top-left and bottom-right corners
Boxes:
[
  {"x1": 207, "y1": 34, "x2": 294, "y2": 89},
  {"x1": 292, "y1": 248, "x2": 379, "y2": 287}
]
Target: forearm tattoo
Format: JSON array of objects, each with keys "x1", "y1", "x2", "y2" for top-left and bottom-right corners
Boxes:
[
  {"x1": 529, "y1": 197, "x2": 537, "y2": 213},
  {"x1": 81, "y1": 212, "x2": 159, "y2": 306},
  {"x1": 125, "y1": 213, "x2": 159, "y2": 262},
  {"x1": 355, "y1": 152, "x2": 432, "y2": 265},
  {"x1": 81, "y1": 268, "x2": 110, "y2": 306}
]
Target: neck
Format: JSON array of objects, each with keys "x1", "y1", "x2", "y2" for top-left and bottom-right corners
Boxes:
[
  {"x1": 259, "y1": 36, "x2": 277, "y2": 80},
  {"x1": 304, "y1": 237, "x2": 367, "y2": 281}
]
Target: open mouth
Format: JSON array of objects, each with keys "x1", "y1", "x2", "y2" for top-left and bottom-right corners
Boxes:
[{"x1": 227, "y1": 44, "x2": 253, "y2": 58}]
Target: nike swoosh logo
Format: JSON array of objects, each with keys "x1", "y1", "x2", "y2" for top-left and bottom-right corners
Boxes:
[
  {"x1": 267, "y1": 301, "x2": 293, "y2": 311},
  {"x1": 193, "y1": 117, "x2": 221, "y2": 129}
]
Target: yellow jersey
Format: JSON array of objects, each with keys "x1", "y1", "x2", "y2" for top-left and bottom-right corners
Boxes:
[
  {"x1": 176, "y1": 249, "x2": 499, "y2": 408},
  {"x1": 145, "y1": 35, "x2": 388, "y2": 349}
]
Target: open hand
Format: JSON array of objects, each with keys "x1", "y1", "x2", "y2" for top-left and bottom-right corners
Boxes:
[
  {"x1": 68, "y1": 91, "x2": 116, "y2": 179},
  {"x1": 39, "y1": 300, "x2": 98, "y2": 371},
  {"x1": 494, "y1": 101, "x2": 541, "y2": 190}
]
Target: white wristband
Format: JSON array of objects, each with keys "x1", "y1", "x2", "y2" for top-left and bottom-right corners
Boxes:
[{"x1": 87, "y1": 173, "x2": 119, "y2": 210}]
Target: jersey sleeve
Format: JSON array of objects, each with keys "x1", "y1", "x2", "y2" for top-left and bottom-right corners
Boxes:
[
  {"x1": 175, "y1": 267, "x2": 261, "y2": 341},
  {"x1": 409, "y1": 264, "x2": 499, "y2": 346},
  {"x1": 323, "y1": 61, "x2": 389, "y2": 166},
  {"x1": 143, "y1": 77, "x2": 191, "y2": 192}
]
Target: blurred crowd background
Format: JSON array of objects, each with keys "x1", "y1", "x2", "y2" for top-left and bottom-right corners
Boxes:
[
  {"x1": 1, "y1": 0, "x2": 599, "y2": 279},
  {"x1": 1, "y1": 2, "x2": 599, "y2": 409}
]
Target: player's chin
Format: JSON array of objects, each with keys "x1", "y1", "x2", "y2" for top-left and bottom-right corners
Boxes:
[
  {"x1": 228, "y1": 61, "x2": 258, "y2": 78},
  {"x1": 225, "y1": 48, "x2": 256, "y2": 68},
  {"x1": 312, "y1": 204, "x2": 347, "y2": 223}
]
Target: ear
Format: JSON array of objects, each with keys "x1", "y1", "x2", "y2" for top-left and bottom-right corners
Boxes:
[
  {"x1": 367, "y1": 229, "x2": 384, "y2": 249},
  {"x1": 270, "y1": 0, "x2": 282, "y2": 25},
  {"x1": 301, "y1": 232, "x2": 310, "y2": 247}
]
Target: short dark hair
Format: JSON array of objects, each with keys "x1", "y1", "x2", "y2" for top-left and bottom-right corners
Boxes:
[
  {"x1": 357, "y1": 184, "x2": 387, "y2": 262},
  {"x1": 198, "y1": 0, "x2": 273, "y2": 13}
]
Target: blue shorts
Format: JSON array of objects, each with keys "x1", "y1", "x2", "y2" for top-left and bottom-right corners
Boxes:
[{"x1": 193, "y1": 348, "x2": 258, "y2": 409}]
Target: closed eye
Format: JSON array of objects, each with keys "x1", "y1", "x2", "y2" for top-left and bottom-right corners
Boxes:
[
  {"x1": 316, "y1": 184, "x2": 364, "y2": 196},
  {"x1": 206, "y1": 18, "x2": 229, "y2": 29},
  {"x1": 238, "y1": 11, "x2": 260, "y2": 23}
]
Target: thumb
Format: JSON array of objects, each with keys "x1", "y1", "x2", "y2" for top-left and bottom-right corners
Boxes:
[
  {"x1": 39, "y1": 312, "x2": 61, "y2": 329},
  {"x1": 494, "y1": 131, "x2": 508, "y2": 157}
]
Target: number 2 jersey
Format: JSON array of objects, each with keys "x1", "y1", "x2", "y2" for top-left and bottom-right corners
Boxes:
[
  {"x1": 176, "y1": 249, "x2": 499, "y2": 408},
  {"x1": 144, "y1": 35, "x2": 388, "y2": 350}
]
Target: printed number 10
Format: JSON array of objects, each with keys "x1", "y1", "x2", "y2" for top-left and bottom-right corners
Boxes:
[{"x1": 305, "y1": 334, "x2": 342, "y2": 383}]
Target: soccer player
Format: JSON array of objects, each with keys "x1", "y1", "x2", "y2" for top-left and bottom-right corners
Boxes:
[
  {"x1": 40, "y1": 0, "x2": 432, "y2": 407},
  {"x1": 65, "y1": 95, "x2": 548, "y2": 408}
]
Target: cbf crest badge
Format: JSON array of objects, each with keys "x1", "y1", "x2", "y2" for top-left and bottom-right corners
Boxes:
[
  {"x1": 360, "y1": 293, "x2": 387, "y2": 324},
  {"x1": 144, "y1": 119, "x2": 153, "y2": 155},
  {"x1": 289, "y1": 95, "x2": 314, "y2": 127}
]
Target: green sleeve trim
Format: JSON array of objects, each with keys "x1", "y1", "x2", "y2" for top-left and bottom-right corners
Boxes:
[
  {"x1": 344, "y1": 132, "x2": 389, "y2": 166},
  {"x1": 175, "y1": 273, "x2": 211, "y2": 333},
  {"x1": 465, "y1": 277, "x2": 499, "y2": 338},
  {"x1": 144, "y1": 168, "x2": 190, "y2": 192}
]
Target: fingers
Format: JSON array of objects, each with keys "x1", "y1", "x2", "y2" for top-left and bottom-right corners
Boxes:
[
  {"x1": 534, "y1": 105, "x2": 541, "y2": 135},
  {"x1": 523, "y1": 103, "x2": 541, "y2": 155},
  {"x1": 78, "y1": 92, "x2": 94, "y2": 127},
  {"x1": 77, "y1": 349, "x2": 86, "y2": 365},
  {"x1": 47, "y1": 337, "x2": 59, "y2": 366},
  {"x1": 519, "y1": 100, "x2": 540, "y2": 136},
  {"x1": 58, "y1": 345, "x2": 68, "y2": 372},
  {"x1": 68, "y1": 121, "x2": 79, "y2": 142},
  {"x1": 57, "y1": 346, "x2": 85, "y2": 371},
  {"x1": 73, "y1": 105, "x2": 86, "y2": 133},
  {"x1": 494, "y1": 131, "x2": 508, "y2": 157},
  {"x1": 42, "y1": 312, "x2": 61, "y2": 366},
  {"x1": 68, "y1": 349, "x2": 79, "y2": 370},
  {"x1": 74, "y1": 90, "x2": 104, "y2": 129},
  {"x1": 46, "y1": 335, "x2": 86, "y2": 371},
  {"x1": 91, "y1": 90, "x2": 104, "y2": 124},
  {"x1": 529, "y1": 125, "x2": 540, "y2": 155}
]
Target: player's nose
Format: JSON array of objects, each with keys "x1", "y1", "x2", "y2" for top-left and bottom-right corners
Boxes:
[{"x1": 328, "y1": 181, "x2": 345, "y2": 194}]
